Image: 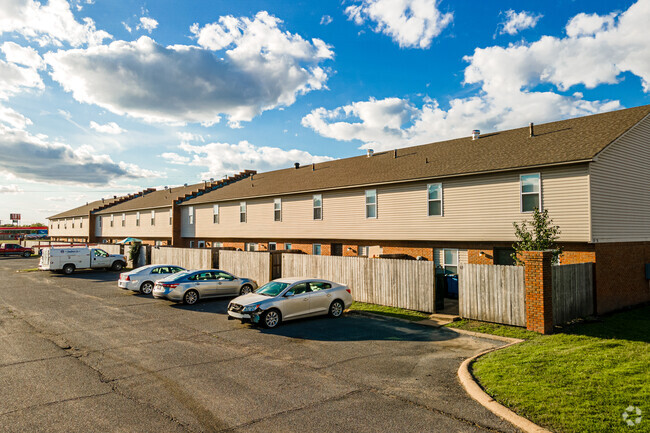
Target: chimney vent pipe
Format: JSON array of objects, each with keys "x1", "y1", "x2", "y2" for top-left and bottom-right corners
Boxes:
[
  {"x1": 529, "y1": 122, "x2": 535, "y2": 137},
  {"x1": 472, "y1": 130, "x2": 480, "y2": 140},
  {"x1": 294, "y1": 162, "x2": 300, "y2": 169},
  {"x1": 367, "y1": 149, "x2": 374, "y2": 157}
]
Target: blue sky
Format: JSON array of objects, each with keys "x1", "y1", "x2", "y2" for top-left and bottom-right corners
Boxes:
[{"x1": 0, "y1": 0, "x2": 648, "y2": 224}]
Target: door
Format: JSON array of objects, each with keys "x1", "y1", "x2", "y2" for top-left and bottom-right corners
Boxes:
[
  {"x1": 307, "y1": 281, "x2": 333, "y2": 314},
  {"x1": 91, "y1": 249, "x2": 112, "y2": 267},
  {"x1": 281, "y1": 283, "x2": 311, "y2": 319},
  {"x1": 214, "y1": 271, "x2": 239, "y2": 295},
  {"x1": 494, "y1": 247, "x2": 516, "y2": 266},
  {"x1": 331, "y1": 243, "x2": 343, "y2": 256},
  {"x1": 190, "y1": 271, "x2": 218, "y2": 297}
]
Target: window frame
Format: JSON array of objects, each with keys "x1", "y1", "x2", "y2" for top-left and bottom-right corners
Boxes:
[
  {"x1": 245, "y1": 242, "x2": 256, "y2": 252},
  {"x1": 312, "y1": 243, "x2": 322, "y2": 255},
  {"x1": 427, "y1": 183, "x2": 443, "y2": 217},
  {"x1": 273, "y1": 198, "x2": 282, "y2": 222},
  {"x1": 122, "y1": 213, "x2": 126, "y2": 227},
  {"x1": 442, "y1": 248, "x2": 459, "y2": 275},
  {"x1": 284, "y1": 243, "x2": 292, "y2": 250},
  {"x1": 520, "y1": 173, "x2": 542, "y2": 213},
  {"x1": 268, "y1": 242, "x2": 277, "y2": 251},
  {"x1": 110, "y1": 214, "x2": 114, "y2": 228},
  {"x1": 365, "y1": 189, "x2": 377, "y2": 219},
  {"x1": 188, "y1": 206, "x2": 194, "y2": 225},
  {"x1": 151, "y1": 210, "x2": 155, "y2": 226},
  {"x1": 313, "y1": 194, "x2": 322, "y2": 220},
  {"x1": 213, "y1": 204, "x2": 219, "y2": 224},
  {"x1": 240, "y1": 202, "x2": 247, "y2": 223},
  {"x1": 136, "y1": 212, "x2": 140, "y2": 227},
  {"x1": 169, "y1": 209, "x2": 173, "y2": 225}
]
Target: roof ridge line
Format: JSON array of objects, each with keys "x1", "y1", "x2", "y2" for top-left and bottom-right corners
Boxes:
[{"x1": 175, "y1": 170, "x2": 257, "y2": 205}]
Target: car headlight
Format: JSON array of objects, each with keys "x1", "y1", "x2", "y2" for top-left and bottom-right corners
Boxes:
[{"x1": 242, "y1": 305, "x2": 259, "y2": 312}]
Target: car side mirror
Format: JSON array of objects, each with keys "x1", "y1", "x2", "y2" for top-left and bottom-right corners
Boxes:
[{"x1": 284, "y1": 290, "x2": 295, "y2": 297}]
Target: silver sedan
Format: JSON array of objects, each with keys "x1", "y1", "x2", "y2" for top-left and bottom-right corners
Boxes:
[
  {"x1": 227, "y1": 277, "x2": 353, "y2": 328},
  {"x1": 152, "y1": 270, "x2": 258, "y2": 305},
  {"x1": 118, "y1": 264, "x2": 186, "y2": 294}
]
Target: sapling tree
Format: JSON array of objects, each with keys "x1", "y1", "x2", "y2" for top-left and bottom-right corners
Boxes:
[{"x1": 511, "y1": 208, "x2": 562, "y2": 264}]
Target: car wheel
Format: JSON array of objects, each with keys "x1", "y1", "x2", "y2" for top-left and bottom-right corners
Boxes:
[
  {"x1": 62, "y1": 264, "x2": 75, "y2": 275},
  {"x1": 328, "y1": 300, "x2": 344, "y2": 318},
  {"x1": 140, "y1": 281, "x2": 154, "y2": 295},
  {"x1": 261, "y1": 309, "x2": 281, "y2": 328},
  {"x1": 22, "y1": 251, "x2": 31, "y2": 258},
  {"x1": 239, "y1": 284, "x2": 253, "y2": 295},
  {"x1": 184, "y1": 290, "x2": 199, "y2": 305},
  {"x1": 111, "y1": 261, "x2": 124, "y2": 272}
]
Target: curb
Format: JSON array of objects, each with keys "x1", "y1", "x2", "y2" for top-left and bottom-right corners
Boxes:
[{"x1": 457, "y1": 342, "x2": 553, "y2": 433}]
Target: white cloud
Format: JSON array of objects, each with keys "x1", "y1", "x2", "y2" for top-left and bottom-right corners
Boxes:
[
  {"x1": 0, "y1": 105, "x2": 33, "y2": 129},
  {"x1": 345, "y1": 0, "x2": 453, "y2": 49},
  {"x1": 122, "y1": 22, "x2": 132, "y2": 33},
  {"x1": 320, "y1": 15, "x2": 333, "y2": 25},
  {"x1": 137, "y1": 16, "x2": 158, "y2": 33},
  {"x1": 1, "y1": 42, "x2": 45, "y2": 69},
  {"x1": 161, "y1": 152, "x2": 190, "y2": 164},
  {"x1": 0, "y1": 184, "x2": 23, "y2": 194},
  {"x1": 498, "y1": 10, "x2": 542, "y2": 36},
  {"x1": 304, "y1": 1, "x2": 650, "y2": 150},
  {"x1": 0, "y1": 123, "x2": 159, "y2": 184},
  {"x1": 45, "y1": 196, "x2": 66, "y2": 201},
  {"x1": 0, "y1": 0, "x2": 111, "y2": 47},
  {"x1": 45, "y1": 12, "x2": 333, "y2": 126},
  {"x1": 169, "y1": 139, "x2": 333, "y2": 179},
  {"x1": 89, "y1": 120, "x2": 125, "y2": 134}
]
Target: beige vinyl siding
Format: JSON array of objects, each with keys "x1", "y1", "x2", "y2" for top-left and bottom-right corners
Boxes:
[
  {"x1": 48, "y1": 216, "x2": 89, "y2": 238},
  {"x1": 183, "y1": 165, "x2": 590, "y2": 242},
  {"x1": 96, "y1": 207, "x2": 173, "y2": 239},
  {"x1": 590, "y1": 115, "x2": 650, "y2": 242}
]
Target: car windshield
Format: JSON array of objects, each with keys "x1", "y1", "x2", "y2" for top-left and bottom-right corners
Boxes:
[{"x1": 255, "y1": 281, "x2": 290, "y2": 296}]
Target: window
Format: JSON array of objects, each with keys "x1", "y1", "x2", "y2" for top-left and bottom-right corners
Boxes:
[
  {"x1": 197, "y1": 240, "x2": 205, "y2": 248},
  {"x1": 313, "y1": 243, "x2": 322, "y2": 255},
  {"x1": 57, "y1": 222, "x2": 60, "y2": 229},
  {"x1": 155, "y1": 240, "x2": 163, "y2": 246},
  {"x1": 80, "y1": 219, "x2": 83, "y2": 229},
  {"x1": 427, "y1": 183, "x2": 443, "y2": 216},
  {"x1": 358, "y1": 246, "x2": 369, "y2": 257},
  {"x1": 151, "y1": 210, "x2": 155, "y2": 226},
  {"x1": 136, "y1": 212, "x2": 140, "y2": 227},
  {"x1": 72, "y1": 220, "x2": 75, "y2": 228},
  {"x1": 284, "y1": 243, "x2": 292, "y2": 250},
  {"x1": 520, "y1": 173, "x2": 541, "y2": 213},
  {"x1": 64, "y1": 219, "x2": 67, "y2": 229},
  {"x1": 268, "y1": 242, "x2": 277, "y2": 251},
  {"x1": 110, "y1": 215, "x2": 114, "y2": 227},
  {"x1": 213, "y1": 204, "x2": 219, "y2": 224},
  {"x1": 188, "y1": 206, "x2": 194, "y2": 225},
  {"x1": 313, "y1": 194, "x2": 322, "y2": 220},
  {"x1": 245, "y1": 242, "x2": 256, "y2": 251},
  {"x1": 443, "y1": 249, "x2": 458, "y2": 275},
  {"x1": 97, "y1": 218, "x2": 101, "y2": 228},
  {"x1": 268, "y1": 198, "x2": 280, "y2": 222},
  {"x1": 169, "y1": 209, "x2": 173, "y2": 225},
  {"x1": 365, "y1": 189, "x2": 377, "y2": 218},
  {"x1": 215, "y1": 271, "x2": 234, "y2": 281},
  {"x1": 122, "y1": 213, "x2": 125, "y2": 227},
  {"x1": 240, "y1": 202, "x2": 247, "y2": 223},
  {"x1": 189, "y1": 240, "x2": 195, "y2": 248},
  {"x1": 309, "y1": 282, "x2": 332, "y2": 291},
  {"x1": 214, "y1": 242, "x2": 223, "y2": 248}
]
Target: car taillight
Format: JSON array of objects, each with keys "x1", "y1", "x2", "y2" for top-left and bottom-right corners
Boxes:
[
  {"x1": 346, "y1": 288, "x2": 351, "y2": 294},
  {"x1": 124, "y1": 275, "x2": 130, "y2": 281},
  {"x1": 163, "y1": 283, "x2": 179, "y2": 289}
]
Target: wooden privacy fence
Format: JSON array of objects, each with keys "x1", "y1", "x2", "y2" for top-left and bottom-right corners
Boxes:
[
  {"x1": 281, "y1": 254, "x2": 436, "y2": 312},
  {"x1": 552, "y1": 263, "x2": 594, "y2": 325},
  {"x1": 219, "y1": 251, "x2": 271, "y2": 285},
  {"x1": 151, "y1": 247, "x2": 211, "y2": 270},
  {"x1": 101, "y1": 244, "x2": 123, "y2": 255},
  {"x1": 459, "y1": 264, "x2": 526, "y2": 326}
]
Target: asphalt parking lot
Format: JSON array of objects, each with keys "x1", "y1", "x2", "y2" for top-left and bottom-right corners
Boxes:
[{"x1": 0, "y1": 257, "x2": 520, "y2": 433}]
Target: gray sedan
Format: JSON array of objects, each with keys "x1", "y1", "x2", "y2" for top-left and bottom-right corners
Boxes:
[
  {"x1": 152, "y1": 270, "x2": 257, "y2": 305},
  {"x1": 227, "y1": 277, "x2": 353, "y2": 328}
]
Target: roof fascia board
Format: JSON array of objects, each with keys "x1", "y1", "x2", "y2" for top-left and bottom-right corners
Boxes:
[
  {"x1": 94, "y1": 204, "x2": 173, "y2": 215},
  {"x1": 179, "y1": 159, "x2": 593, "y2": 205}
]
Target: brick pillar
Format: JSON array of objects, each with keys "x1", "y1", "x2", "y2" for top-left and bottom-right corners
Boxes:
[{"x1": 521, "y1": 251, "x2": 554, "y2": 334}]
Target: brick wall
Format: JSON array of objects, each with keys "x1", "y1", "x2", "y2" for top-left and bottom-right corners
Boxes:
[
  {"x1": 381, "y1": 246, "x2": 434, "y2": 261},
  {"x1": 468, "y1": 248, "x2": 494, "y2": 265},
  {"x1": 521, "y1": 250, "x2": 554, "y2": 334},
  {"x1": 594, "y1": 241, "x2": 650, "y2": 314}
]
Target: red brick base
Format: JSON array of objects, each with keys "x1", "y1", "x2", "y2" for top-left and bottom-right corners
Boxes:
[{"x1": 522, "y1": 251, "x2": 554, "y2": 334}]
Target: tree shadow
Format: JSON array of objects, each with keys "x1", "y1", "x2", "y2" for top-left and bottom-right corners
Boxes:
[{"x1": 560, "y1": 304, "x2": 650, "y2": 344}]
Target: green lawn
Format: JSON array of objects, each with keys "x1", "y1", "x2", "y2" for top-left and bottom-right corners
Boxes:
[
  {"x1": 348, "y1": 302, "x2": 430, "y2": 321},
  {"x1": 450, "y1": 307, "x2": 650, "y2": 433}
]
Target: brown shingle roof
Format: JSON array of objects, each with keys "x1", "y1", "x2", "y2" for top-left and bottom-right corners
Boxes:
[
  {"x1": 49, "y1": 196, "x2": 128, "y2": 219},
  {"x1": 183, "y1": 104, "x2": 650, "y2": 205},
  {"x1": 94, "y1": 183, "x2": 202, "y2": 214}
]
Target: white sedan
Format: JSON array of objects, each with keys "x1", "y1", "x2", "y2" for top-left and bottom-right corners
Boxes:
[{"x1": 118, "y1": 265, "x2": 186, "y2": 295}]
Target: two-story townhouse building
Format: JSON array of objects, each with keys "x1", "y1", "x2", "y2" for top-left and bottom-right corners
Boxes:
[
  {"x1": 48, "y1": 190, "x2": 155, "y2": 242},
  {"x1": 92, "y1": 171, "x2": 255, "y2": 245},
  {"x1": 176, "y1": 105, "x2": 650, "y2": 314}
]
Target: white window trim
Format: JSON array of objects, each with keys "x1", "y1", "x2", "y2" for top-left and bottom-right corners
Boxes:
[
  {"x1": 365, "y1": 189, "x2": 377, "y2": 219},
  {"x1": 213, "y1": 204, "x2": 219, "y2": 224},
  {"x1": 274, "y1": 198, "x2": 282, "y2": 222},
  {"x1": 284, "y1": 243, "x2": 292, "y2": 250},
  {"x1": 313, "y1": 194, "x2": 323, "y2": 220},
  {"x1": 520, "y1": 173, "x2": 542, "y2": 213},
  {"x1": 312, "y1": 243, "x2": 322, "y2": 255},
  {"x1": 188, "y1": 206, "x2": 194, "y2": 225},
  {"x1": 442, "y1": 248, "x2": 458, "y2": 273},
  {"x1": 240, "y1": 202, "x2": 247, "y2": 223},
  {"x1": 189, "y1": 241, "x2": 195, "y2": 248},
  {"x1": 427, "y1": 183, "x2": 443, "y2": 217},
  {"x1": 122, "y1": 213, "x2": 126, "y2": 227},
  {"x1": 169, "y1": 209, "x2": 173, "y2": 225},
  {"x1": 197, "y1": 240, "x2": 205, "y2": 248},
  {"x1": 151, "y1": 210, "x2": 156, "y2": 225},
  {"x1": 268, "y1": 242, "x2": 277, "y2": 250},
  {"x1": 136, "y1": 211, "x2": 140, "y2": 226}
]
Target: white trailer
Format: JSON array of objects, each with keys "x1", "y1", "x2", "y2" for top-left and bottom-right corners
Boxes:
[{"x1": 38, "y1": 247, "x2": 127, "y2": 275}]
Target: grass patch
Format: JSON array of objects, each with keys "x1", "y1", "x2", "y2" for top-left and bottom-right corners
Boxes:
[
  {"x1": 466, "y1": 306, "x2": 650, "y2": 433},
  {"x1": 349, "y1": 302, "x2": 430, "y2": 321},
  {"x1": 17, "y1": 268, "x2": 39, "y2": 273},
  {"x1": 446, "y1": 319, "x2": 541, "y2": 340}
]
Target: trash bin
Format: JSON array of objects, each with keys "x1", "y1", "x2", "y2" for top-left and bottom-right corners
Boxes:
[
  {"x1": 434, "y1": 271, "x2": 446, "y2": 312},
  {"x1": 445, "y1": 274, "x2": 459, "y2": 299}
]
